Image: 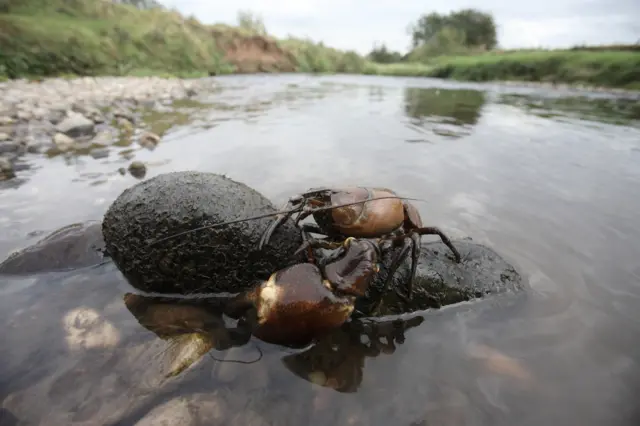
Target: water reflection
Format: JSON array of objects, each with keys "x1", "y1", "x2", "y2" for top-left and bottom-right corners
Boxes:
[
  {"x1": 123, "y1": 292, "x2": 426, "y2": 388},
  {"x1": 282, "y1": 316, "x2": 424, "y2": 393},
  {"x1": 123, "y1": 293, "x2": 253, "y2": 378},
  {"x1": 403, "y1": 87, "x2": 486, "y2": 141},
  {"x1": 497, "y1": 93, "x2": 640, "y2": 127}
]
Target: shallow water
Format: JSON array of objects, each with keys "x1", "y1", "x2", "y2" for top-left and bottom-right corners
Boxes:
[{"x1": 1, "y1": 74, "x2": 640, "y2": 425}]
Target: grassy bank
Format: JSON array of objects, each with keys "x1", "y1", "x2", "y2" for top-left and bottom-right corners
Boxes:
[
  {"x1": 0, "y1": 0, "x2": 367, "y2": 79},
  {"x1": 1, "y1": 0, "x2": 638, "y2": 90},
  {"x1": 368, "y1": 50, "x2": 640, "y2": 90}
]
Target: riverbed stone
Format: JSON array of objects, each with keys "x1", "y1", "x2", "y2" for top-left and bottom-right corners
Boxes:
[
  {"x1": 139, "y1": 131, "x2": 160, "y2": 148},
  {"x1": 127, "y1": 161, "x2": 147, "y2": 179},
  {"x1": 0, "y1": 141, "x2": 20, "y2": 154},
  {"x1": 101, "y1": 171, "x2": 306, "y2": 295},
  {"x1": 357, "y1": 238, "x2": 526, "y2": 316},
  {"x1": 0, "y1": 221, "x2": 107, "y2": 275},
  {"x1": 90, "y1": 130, "x2": 115, "y2": 147},
  {"x1": 54, "y1": 112, "x2": 95, "y2": 137},
  {"x1": 52, "y1": 132, "x2": 76, "y2": 151},
  {"x1": 0, "y1": 156, "x2": 15, "y2": 180}
]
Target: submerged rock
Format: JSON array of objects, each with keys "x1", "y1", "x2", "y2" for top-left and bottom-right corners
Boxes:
[
  {"x1": 101, "y1": 171, "x2": 305, "y2": 295},
  {"x1": 359, "y1": 238, "x2": 525, "y2": 316},
  {"x1": 0, "y1": 221, "x2": 107, "y2": 275},
  {"x1": 0, "y1": 156, "x2": 15, "y2": 180}
]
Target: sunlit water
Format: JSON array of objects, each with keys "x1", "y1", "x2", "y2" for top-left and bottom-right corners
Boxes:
[{"x1": 1, "y1": 74, "x2": 640, "y2": 426}]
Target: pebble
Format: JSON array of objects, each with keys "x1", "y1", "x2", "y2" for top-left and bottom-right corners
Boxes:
[
  {"x1": 53, "y1": 133, "x2": 75, "y2": 151},
  {"x1": 139, "y1": 131, "x2": 160, "y2": 148},
  {"x1": 128, "y1": 161, "x2": 147, "y2": 179},
  {"x1": 55, "y1": 113, "x2": 95, "y2": 138},
  {"x1": 0, "y1": 76, "x2": 210, "y2": 181},
  {"x1": 0, "y1": 157, "x2": 15, "y2": 180},
  {"x1": 91, "y1": 130, "x2": 115, "y2": 147}
]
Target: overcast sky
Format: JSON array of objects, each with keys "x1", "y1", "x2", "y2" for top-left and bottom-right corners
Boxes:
[{"x1": 162, "y1": 0, "x2": 639, "y2": 54}]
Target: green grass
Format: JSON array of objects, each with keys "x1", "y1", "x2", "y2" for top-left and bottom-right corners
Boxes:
[
  {"x1": 366, "y1": 50, "x2": 640, "y2": 89},
  {"x1": 276, "y1": 37, "x2": 367, "y2": 73},
  {"x1": 0, "y1": 0, "x2": 236, "y2": 78}
]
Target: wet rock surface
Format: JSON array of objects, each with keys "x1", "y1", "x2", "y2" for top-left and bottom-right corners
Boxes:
[
  {"x1": 101, "y1": 171, "x2": 306, "y2": 294},
  {"x1": 0, "y1": 221, "x2": 108, "y2": 275},
  {"x1": 359, "y1": 239, "x2": 526, "y2": 316}
]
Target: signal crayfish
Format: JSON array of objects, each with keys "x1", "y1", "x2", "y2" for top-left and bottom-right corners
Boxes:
[
  {"x1": 223, "y1": 236, "x2": 383, "y2": 347},
  {"x1": 150, "y1": 186, "x2": 462, "y2": 347},
  {"x1": 259, "y1": 186, "x2": 462, "y2": 300}
]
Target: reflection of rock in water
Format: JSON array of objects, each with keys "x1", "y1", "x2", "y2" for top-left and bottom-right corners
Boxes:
[
  {"x1": 403, "y1": 87, "x2": 486, "y2": 140},
  {"x1": 121, "y1": 291, "x2": 429, "y2": 395},
  {"x1": 123, "y1": 293, "x2": 254, "y2": 378},
  {"x1": 0, "y1": 221, "x2": 108, "y2": 275}
]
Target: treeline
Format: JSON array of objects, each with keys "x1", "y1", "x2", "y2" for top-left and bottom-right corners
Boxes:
[
  {"x1": 368, "y1": 9, "x2": 497, "y2": 63},
  {"x1": 368, "y1": 8, "x2": 639, "y2": 63}
]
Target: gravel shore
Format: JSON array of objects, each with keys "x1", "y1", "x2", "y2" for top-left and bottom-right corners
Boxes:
[{"x1": 0, "y1": 76, "x2": 212, "y2": 181}]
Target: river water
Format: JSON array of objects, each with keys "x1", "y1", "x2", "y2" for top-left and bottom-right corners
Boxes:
[{"x1": 1, "y1": 74, "x2": 639, "y2": 425}]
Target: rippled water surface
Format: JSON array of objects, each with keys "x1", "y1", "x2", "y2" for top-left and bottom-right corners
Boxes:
[{"x1": 1, "y1": 74, "x2": 640, "y2": 426}]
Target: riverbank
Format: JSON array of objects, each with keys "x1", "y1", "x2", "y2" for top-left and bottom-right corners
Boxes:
[
  {"x1": 0, "y1": 76, "x2": 214, "y2": 181},
  {"x1": 0, "y1": 0, "x2": 364, "y2": 79},
  {"x1": 368, "y1": 50, "x2": 640, "y2": 91},
  {"x1": 1, "y1": 1, "x2": 638, "y2": 91}
]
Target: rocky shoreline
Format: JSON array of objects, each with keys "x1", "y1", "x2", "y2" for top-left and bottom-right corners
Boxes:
[{"x1": 0, "y1": 76, "x2": 213, "y2": 181}]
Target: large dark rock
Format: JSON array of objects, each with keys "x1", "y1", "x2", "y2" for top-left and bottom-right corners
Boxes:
[
  {"x1": 357, "y1": 238, "x2": 526, "y2": 316},
  {"x1": 0, "y1": 221, "x2": 107, "y2": 275},
  {"x1": 101, "y1": 171, "x2": 305, "y2": 294}
]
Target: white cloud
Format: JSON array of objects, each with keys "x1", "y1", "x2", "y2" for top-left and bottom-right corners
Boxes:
[{"x1": 161, "y1": 0, "x2": 640, "y2": 54}]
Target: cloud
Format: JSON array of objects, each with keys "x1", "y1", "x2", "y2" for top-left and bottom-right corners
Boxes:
[{"x1": 161, "y1": 0, "x2": 640, "y2": 54}]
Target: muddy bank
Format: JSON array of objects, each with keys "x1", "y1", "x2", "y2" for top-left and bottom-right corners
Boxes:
[
  {"x1": 211, "y1": 29, "x2": 298, "y2": 74},
  {"x1": 0, "y1": 76, "x2": 214, "y2": 182}
]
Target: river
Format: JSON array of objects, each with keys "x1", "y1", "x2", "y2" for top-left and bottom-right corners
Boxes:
[{"x1": 1, "y1": 74, "x2": 639, "y2": 425}]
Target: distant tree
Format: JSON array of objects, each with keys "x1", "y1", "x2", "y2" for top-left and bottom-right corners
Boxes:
[
  {"x1": 367, "y1": 42, "x2": 403, "y2": 63},
  {"x1": 237, "y1": 10, "x2": 267, "y2": 35},
  {"x1": 408, "y1": 9, "x2": 497, "y2": 52}
]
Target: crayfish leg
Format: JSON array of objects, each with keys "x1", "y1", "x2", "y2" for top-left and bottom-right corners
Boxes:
[
  {"x1": 408, "y1": 232, "x2": 422, "y2": 299},
  {"x1": 414, "y1": 226, "x2": 462, "y2": 263},
  {"x1": 371, "y1": 237, "x2": 412, "y2": 315}
]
